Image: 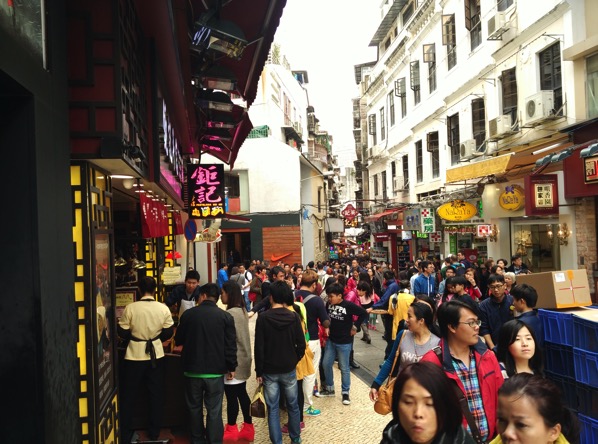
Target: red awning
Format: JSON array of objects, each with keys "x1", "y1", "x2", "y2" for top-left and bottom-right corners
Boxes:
[{"x1": 365, "y1": 209, "x2": 400, "y2": 223}]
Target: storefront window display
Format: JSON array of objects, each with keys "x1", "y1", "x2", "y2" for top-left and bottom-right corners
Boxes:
[{"x1": 511, "y1": 220, "x2": 560, "y2": 272}]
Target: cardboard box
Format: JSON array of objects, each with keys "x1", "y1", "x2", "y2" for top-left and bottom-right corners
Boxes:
[{"x1": 517, "y1": 270, "x2": 592, "y2": 309}]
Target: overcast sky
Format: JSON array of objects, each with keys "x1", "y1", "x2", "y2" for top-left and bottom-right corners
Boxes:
[{"x1": 274, "y1": 0, "x2": 380, "y2": 164}]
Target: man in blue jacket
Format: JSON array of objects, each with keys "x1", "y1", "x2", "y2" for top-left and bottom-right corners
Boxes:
[
  {"x1": 369, "y1": 270, "x2": 400, "y2": 359},
  {"x1": 217, "y1": 263, "x2": 228, "y2": 288},
  {"x1": 412, "y1": 260, "x2": 437, "y2": 298}
]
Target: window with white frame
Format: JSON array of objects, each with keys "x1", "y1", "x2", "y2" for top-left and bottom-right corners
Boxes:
[
  {"x1": 447, "y1": 113, "x2": 460, "y2": 165},
  {"x1": 472, "y1": 98, "x2": 486, "y2": 150},
  {"x1": 395, "y1": 77, "x2": 407, "y2": 118},
  {"x1": 427, "y1": 131, "x2": 440, "y2": 178},
  {"x1": 501, "y1": 68, "x2": 518, "y2": 126},
  {"x1": 415, "y1": 140, "x2": 423, "y2": 183},
  {"x1": 380, "y1": 107, "x2": 386, "y2": 141},
  {"x1": 368, "y1": 114, "x2": 377, "y2": 146},
  {"x1": 442, "y1": 15, "x2": 457, "y2": 70},
  {"x1": 402, "y1": 154, "x2": 410, "y2": 190},
  {"x1": 389, "y1": 92, "x2": 396, "y2": 126},
  {"x1": 588, "y1": 53, "x2": 598, "y2": 119},
  {"x1": 465, "y1": 0, "x2": 482, "y2": 51},
  {"x1": 539, "y1": 42, "x2": 563, "y2": 115},
  {"x1": 410, "y1": 61, "x2": 421, "y2": 105}
]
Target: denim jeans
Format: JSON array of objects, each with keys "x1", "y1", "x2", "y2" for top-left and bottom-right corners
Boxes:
[
  {"x1": 263, "y1": 370, "x2": 301, "y2": 444},
  {"x1": 243, "y1": 290, "x2": 251, "y2": 312},
  {"x1": 322, "y1": 340, "x2": 352, "y2": 394},
  {"x1": 185, "y1": 376, "x2": 225, "y2": 444}
]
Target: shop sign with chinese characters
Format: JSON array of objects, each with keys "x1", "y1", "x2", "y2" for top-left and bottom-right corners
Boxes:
[
  {"x1": 437, "y1": 200, "x2": 477, "y2": 221},
  {"x1": 341, "y1": 203, "x2": 359, "y2": 222},
  {"x1": 188, "y1": 164, "x2": 225, "y2": 219},
  {"x1": 584, "y1": 155, "x2": 598, "y2": 183},
  {"x1": 524, "y1": 174, "x2": 559, "y2": 216},
  {"x1": 419, "y1": 208, "x2": 435, "y2": 233},
  {"x1": 498, "y1": 184, "x2": 525, "y2": 211}
]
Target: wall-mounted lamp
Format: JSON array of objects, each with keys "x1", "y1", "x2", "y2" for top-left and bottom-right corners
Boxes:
[
  {"x1": 488, "y1": 224, "x2": 498, "y2": 242},
  {"x1": 547, "y1": 223, "x2": 570, "y2": 246},
  {"x1": 192, "y1": 12, "x2": 247, "y2": 60},
  {"x1": 196, "y1": 65, "x2": 238, "y2": 92},
  {"x1": 126, "y1": 145, "x2": 146, "y2": 163},
  {"x1": 196, "y1": 89, "x2": 234, "y2": 112}
]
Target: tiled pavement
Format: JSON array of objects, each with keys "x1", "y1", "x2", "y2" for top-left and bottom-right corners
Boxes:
[
  {"x1": 232, "y1": 316, "x2": 392, "y2": 444},
  {"x1": 149, "y1": 315, "x2": 392, "y2": 444}
]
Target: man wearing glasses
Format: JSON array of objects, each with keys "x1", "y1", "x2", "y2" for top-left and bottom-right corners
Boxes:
[
  {"x1": 421, "y1": 300, "x2": 503, "y2": 443},
  {"x1": 478, "y1": 274, "x2": 514, "y2": 350}
]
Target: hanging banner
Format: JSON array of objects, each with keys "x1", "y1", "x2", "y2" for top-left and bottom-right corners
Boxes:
[
  {"x1": 437, "y1": 200, "x2": 477, "y2": 221},
  {"x1": 420, "y1": 208, "x2": 435, "y2": 233},
  {"x1": 173, "y1": 212, "x2": 184, "y2": 235},
  {"x1": 188, "y1": 164, "x2": 225, "y2": 219}
]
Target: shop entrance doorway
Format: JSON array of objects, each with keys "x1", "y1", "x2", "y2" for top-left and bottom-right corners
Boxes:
[
  {"x1": 220, "y1": 230, "x2": 251, "y2": 265},
  {"x1": 510, "y1": 219, "x2": 560, "y2": 272}
]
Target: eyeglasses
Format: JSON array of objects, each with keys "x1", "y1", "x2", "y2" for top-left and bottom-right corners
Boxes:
[
  {"x1": 489, "y1": 284, "x2": 504, "y2": 290},
  {"x1": 459, "y1": 319, "x2": 482, "y2": 328}
]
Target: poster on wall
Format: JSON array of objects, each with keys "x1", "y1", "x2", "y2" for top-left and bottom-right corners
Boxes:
[
  {"x1": 93, "y1": 233, "x2": 116, "y2": 411},
  {"x1": 188, "y1": 164, "x2": 225, "y2": 219}
]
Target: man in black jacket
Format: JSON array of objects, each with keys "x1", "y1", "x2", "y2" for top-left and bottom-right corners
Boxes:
[
  {"x1": 165, "y1": 269, "x2": 200, "y2": 319},
  {"x1": 255, "y1": 281, "x2": 305, "y2": 444},
  {"x1": 175, "y1": 283, "x2": 237, "y2": 444}
]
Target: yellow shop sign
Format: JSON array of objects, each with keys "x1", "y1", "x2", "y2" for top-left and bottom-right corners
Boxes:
[
  {"x1": 437, "y1": 200, "x2": 477, "y2": 221},
  {"x1": 499, "y1": 185, "x2": 525, "y2": 211}
]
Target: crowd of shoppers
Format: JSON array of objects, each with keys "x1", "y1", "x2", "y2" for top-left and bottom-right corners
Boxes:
[{"x1": 117, "y1": 252, "x2": 579, "y2": 444}]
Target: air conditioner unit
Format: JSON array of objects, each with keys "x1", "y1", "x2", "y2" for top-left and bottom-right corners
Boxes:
[
  {"x1": 524, "y1": 91, "x2": 555, "y2": 126},
  {"x1": 459, "y1": 139, "x2": 477, "y2": 160},
  {"x1": 489, "y1": 114, "x2": 513, "y2": 139},
  {"x1": 393, "y1": 175, "x2": 404, "y2": 190},
  {"x1": 487, "y1": 12, "x2": 507, "y2": 40}
]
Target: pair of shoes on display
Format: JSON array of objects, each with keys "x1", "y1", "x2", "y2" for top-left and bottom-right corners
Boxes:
[
  {"x1": 342, "y1": 394, "x2": 351, "y2": 405},
  {"x1": 304, "y1": 405, "x2": 321, "y2": 416},
  {"x1": 281, "y1": 422, "x2": 305, "y2": 434},
  {"x1": 318, "y1": 388, "x2": 335, "y2": 397},
  {"x1": 224, "y1": 423, "x2": 255, "y2": 442}
]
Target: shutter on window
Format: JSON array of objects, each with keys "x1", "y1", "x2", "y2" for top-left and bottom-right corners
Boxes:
[
  {"x1": 395, "y1": 77, "x2": 406, "y2": 97},
  {"x1": 464, "y1": 0, "x2": 472, "y2": 31},
  {"x1": 410, "y1": 61, "x2": 420, "y2": 91}
]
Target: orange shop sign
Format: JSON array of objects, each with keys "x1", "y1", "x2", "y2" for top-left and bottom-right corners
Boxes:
[
  {"x1": 498, "y1": 184, "x2": 525, "y2": 211},
  {"x1": 437, "y1": 200, "x2": 477, "y2": 222}
]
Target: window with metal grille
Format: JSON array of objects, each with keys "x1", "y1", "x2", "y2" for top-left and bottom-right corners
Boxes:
[
  {"x1": 447, "y1": 113, "x2": 460, "y2": 165},
  {"x1": 442, "y1": 15, "x2": 457, "y2": 70},
  {"x1": 465, "y1": 0, "x2": 482, "y2": 51},
  {"x1": 427, "y1": 132, "x2": 440, "y2": 178},
  {"x1": 416, "y1": 140, "x2": 423, "y2": 183},
  {"x1": 380, "y1": 107, "x2": 386, "y2": 141},
  {"x1": 402, "y1": 154, "x2": 410, "y2": 190},
  {"x1": 472, "y1": 98, "x2": 486, "y2": 150},
  {"x1": 411, "y1": 61, "x2": 421, "y2": 105},
  {"x1": 539, "y1": 42, "x2": 563, "y2": 115},
  {"x1": 501, "y1": 68, "x2": 518, "y2": 125},
  {"x1": 389, "y1": 92, "x2": 396, "y2": 126}
]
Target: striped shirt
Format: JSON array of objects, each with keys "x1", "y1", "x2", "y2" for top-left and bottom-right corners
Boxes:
[{"x1": 452, "y1": 351, "x2": 489, "y2": 442}]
